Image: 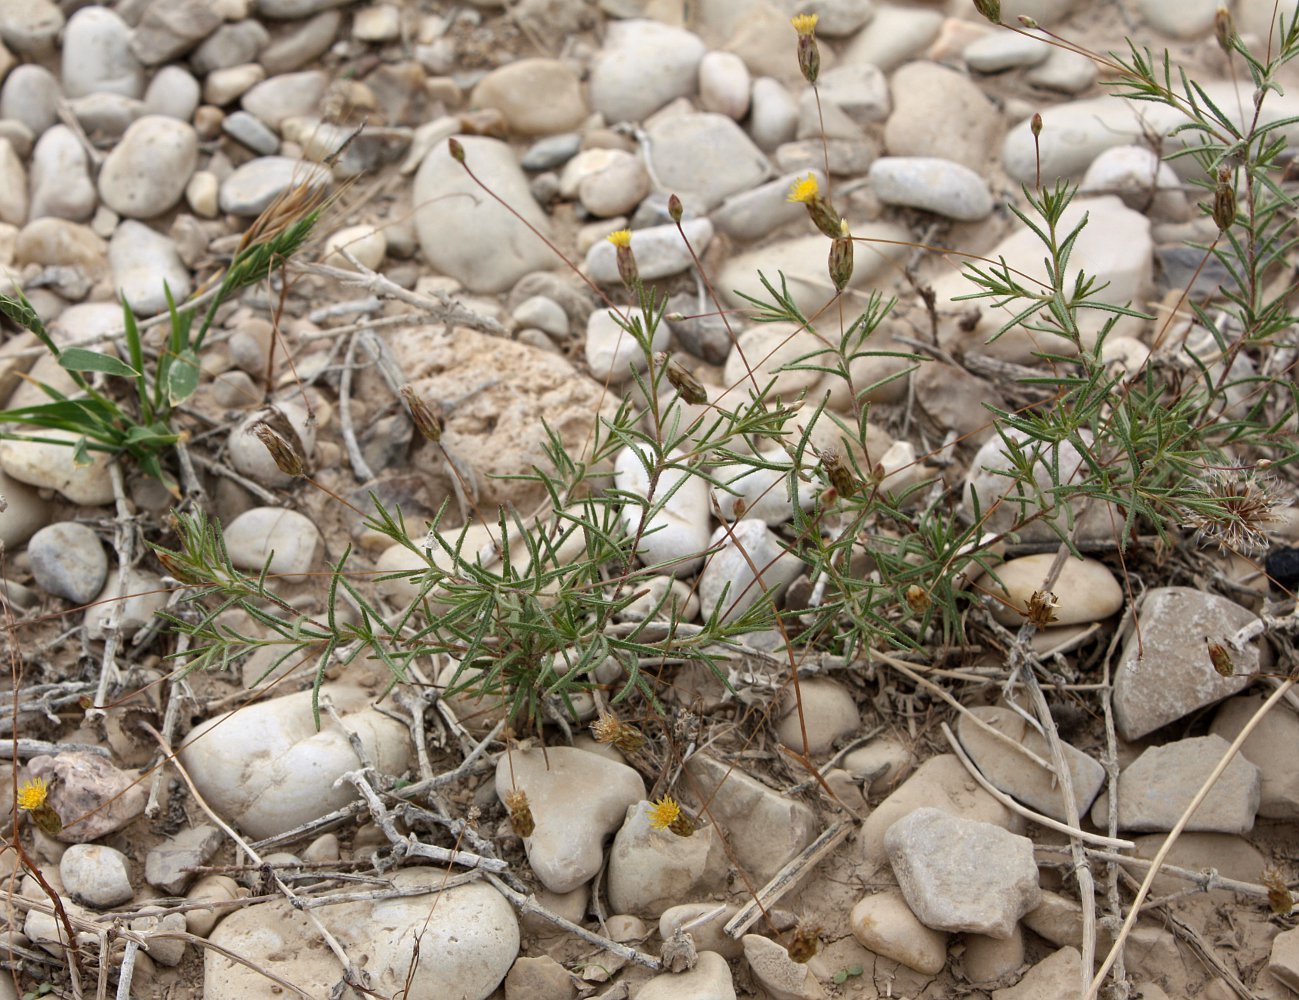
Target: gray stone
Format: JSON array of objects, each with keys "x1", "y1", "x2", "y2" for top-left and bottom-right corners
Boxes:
[
  {"x1": 68, "y1": 93, "x2": 147, "y2": 142},
  {"x1": 0, "y1": 429, "x2": 113, "y2": 505},
  {"x1": 613, "y1": 444, "x2": 709, "y2": 574},
  {"x1": 1268, "y1": 926, "x2": 1299, "y2": 994},
  {"x1": 685, "y1": 753, "x2": 818, "y2": 883},
  {"x1": 218, "y1": 156, "x2": 330, "y2": 216},
  {"x1": 512, "y1": 295, "x2": 568, "y2": 338},
  {"x1": 191, "y1": 20, "x2": 270, "y2": 75},
  {"x1": 606, "y1": 801, "x2": 726, "y2": 917},
  {"x1": 25, "y1": 751, "x2": 145, "y2": 842},
  {"x1": 0, "y1": 64, "x2": 61, "y2": 135},
  {"x1": 130, "y1": 0, "x2": 222, "y2": 64},
  {"x1": 700, "y1": 519, "x2": 802, "y2": 624},
  {"x1": 61, "y1": 7, "x2": 143, "y2": 99},
  {"x1": 868, "y1": 156, "x2": 993, "y2": 221},
  {"x1": 83, "y1": 568, "x2": 168, "y2": 640},
  {"x1": 841, "y1": 5, "x2": 942, "y2": 73},
  {"x1": 413, "y1": 136, "x2": 557, "y2": 293},
  {"x1": 748, "y1": 76, "x2": 798, "y2": 151},
  {"x1": 221, "y1": 110, "x2": 279, "y2": 154},
  {"x1": 495, "y1": 746, "x2": 645, "y2": 893},
  {"x1": 646, "y1": 112, "x2": 770, "y2": 211},
  {"x1": 712, "y1": 170, "x2": 824, "y2": 242},
  {"x1": 145, "y1": 824, "x2": 223, "y2": 895},
  {"x1": 964, "y1": 30, "x2": 1051, "y2": 72},
  {"x1": 802, "y1": 63, "x2": 890, "y2": 131},
  {"x1": 774, "y1": 678, "x2": 858, "y2": 754},
  {"x1": 256, "y1": 0, "x2": 352, "y2": 18},
  {"x1": 0, "y1": 138, "x2": 23, "y2": 225},
  {"x1": 850, "y1": 890, "x2": 947, "y2": 975},
  {"x1": 203, "y1": 63, "x2": 264, "y2": 106},
  {"x1": 983, "y1": 553, "x2": 1123, "y2": 626},
  {"x1": 1112, "y1": 587, "x2": 1260, "y2": 740},
  {"x1": 470, "y1": 58, "x2": 587, "y2": 136},
  {"x1": 884, "y1": 61, "x2": 1001, "y2": 171},
  {"x1": 743, "y1": 934, "x2": 828, "y2": 1000},
  {"x1": 1091, "y1": 734, "x2": 1261, "y2": 834},
  {"x1": 110, "y1": 220, "x2": 192, "y2": 315},
  {"x1": 0, "y1": 0, "x2": 62, "y2": 57},
  {"x1": 142, "y1": 65, "x2": 201, "y2": 121},
  {"x1": 1026, "y1": 46, "x2": 1097, "y2": 93},
  {"x1": 886, "y1": 807, "x2": 1041, "y2": 939},
  {"x1": 223, "y1": 507, "x2": 321, "y2": 581},
  {"x1": 241, "y1": 70, "x2": 328, "y2": 128},
  {"x1": 665, "y1": 293, "x2": 731, "y2": 364},
  {"x1": 258, "y1": 10, "x2": 342, "y2": 75},
  {"x1": 27, "y1": 522, "x2": 107, "y2": 604},
  {"x1": 521, "y1": 133, "x2": 581, "y2": 172},
  {"x1": 795, "y1": 0, "x2": 874, "y2": 37},
  {"x1": 1211, "y1": 695, "x2": 1299, "y2": 819},
  {"x1": 0, "y1": 468, "x2": 48, "y2": 548},
  {"x1": 636, "y1": 950, "x2": 736, "y2": 1000},
  {"x1": 98, "y1": 116, "x2": 197, "y2": 218},
  {"x1": 992, "y1": 947, "x2": 1081, "y2": 1000},
  {"x1": 699, "y1": 50, "x2": 750, "y2": 120},
  {"x1": 584, "y1": 218, "x2": 711, "y2": 285},
  {"x1": 60, "y1": 844, "x2": 133, "y2": 908},
  {"x1": 589, "y1": 19, "x2": 706, "y2": 123},
  {"x1": 956, "y1": 706, "x2": 1105, "y2": 823}
]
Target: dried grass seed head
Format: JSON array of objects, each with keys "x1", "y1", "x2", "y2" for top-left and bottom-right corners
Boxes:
[{"x1": 1183, "y1": 467, "x2": 1289, "y2": 556}]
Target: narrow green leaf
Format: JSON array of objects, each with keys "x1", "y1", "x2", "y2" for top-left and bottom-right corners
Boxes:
[{"x1": 59, "y1": 348, "x2": 141, "y2": 378}]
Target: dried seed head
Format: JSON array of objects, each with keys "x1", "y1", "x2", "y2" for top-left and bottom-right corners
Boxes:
[
  {"x1": 660, "y1": 927, "x2": 698, "y2": 973},
  {"x1": 250, "y1": 418, "x2": 307, "y2": 478},
  {"x1": 1213, "y1": 164, "x2": 1237, "y2": 230},
  {"x1": 973, "y1": 0, "x2": 1001, "y2": 23},
  {"x1": 1215, "y1": 7, "x2": 1237, "y2": 52},
  {"x1": 1183, "y1": 468, "x2": 1288, "y2": 556},
  {"x1": 654, "y1": 352, "x2": 709, "y2": 405},
  {"x1": 591, "y1": 714, "x2": 646, "y2": 754},
  {"x1": 791, "y1": 14, "x2": 820, "y2": 83},
  {"x1": 1023, "y1": 590, "x2": 1060, "y2": 628},
  {"x1": 828, "y1": 219, "x2": 854, "y2": 291},
  {"x1": 668, "y1": 810, "x2": 696, "y2": 838},
  {"x1": 821, "y1": 447, "x2": 857, "y2": 499},
  {"x1": 668, "y1": 193, "x2": 684, "y2": 223},
  {"x1": 786, "y1": 922, "x2": 821, "y2": 964},
  {"x1": 905, "y1": 585, "x2": 931, "y2": 615},
  {"x1": 1263, "y1": 865, "x2": 1294, "y2": 915},
  {"x1": 504, "y1": 789, "x2": 535, "y2": 838},
  {"x1": 1206, "y1": 639, "x2": 1235, "y2": 677},
  {"x1": 787, "y1": 173, "x2": 842, "y2": 238},
  {"x1": 400, "y1": 384, "x2": 444, "y2": 444}
]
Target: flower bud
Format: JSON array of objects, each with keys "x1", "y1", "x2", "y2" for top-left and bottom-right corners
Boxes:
[
  {"x1": 654, "y1": 352, "x2": 709, "y2": 405},
  {"x1": 973, "y1": 0, "x2": 1001, "y2": 23},
  {"x1": 821, "y1": 447, "x2": 857, "y2": 498},
  {"x1": 791, "y1": 14, "x2": 820, "y2": 84},
  {"x1": 1213, "y1": 164, "x2": 1236, "y2": 231},
  {"x1": 668, "y1": 193, "x2": 683, "y2": 223},
  {"x1": 1018, "y1": 13, "x2": 1037, "y2": 26},
  {"x1": 1031, "y1": 113, "x2": 1043, "y2": 138},
  {"x1": 447, "y1": 137, "x2": 465, "y2": 162},
  {"x1": 828, "y1": 219, "x2": 854, "y2": 291},
  {"x1": 1215, "y1": 7, "x2": 1236, "y2": 52},
  {"x1": 400, "y1": 384, "x2": 444, "y2": 444}
]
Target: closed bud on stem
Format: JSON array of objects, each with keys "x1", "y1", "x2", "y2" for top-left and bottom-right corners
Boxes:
[
  {"x1": 400, "y1": 384, "x2": 444, "y2": 444},
  {"x1": 791, "y1": 14, "x2": 820, "y2": 84},
  {"x1": 1215, "y1": 7, "x2": 1236, "y2": 52},
  {"x1": 447, "y1": 137, "x2": 465, "y2": 162},
  {"x1": 1031, "y1": 112, "x2": 1043, "y2": 138},
  {"x1": 821, "y1": 447, "x2": 857, "y2": 498},
  {"x1": 668, "y1": 193, "x2": 683, "y2": 223},
  {"x1": 972, "y1": 0, "x2": 1001, "y2": 22},
  {"x1": 828, "y1": 219, "x2": 854, "y2": 291},
  {"x1": 1213, "y1": 164, "x2": 1236, "y2": 231},
  {"x1": 654, "y1": 352, "x2": 709, "y2": 405},
  {"x1": 1018, "y1": 13, "x2": 1037, "y2": 26}
]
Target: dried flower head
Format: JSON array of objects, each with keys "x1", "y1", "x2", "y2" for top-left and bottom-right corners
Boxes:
[
  {"x1": 786, "y1": 922, "x2": 821, "y2": 963},
  {"x1": 654, "y1": 352, "x2": 709, "y2": 406},
  {"x1": 1206, "y1": 639, "x2": 1235, "y2": 678},
  {"x1": 1215, "y1": 7, "x2": 1237, "y2": 52},
  {"x1": 820, "y1": 447, "x2": 857, "y2": 499},
  {"x1": 905, "y1": 585, "x2": 931, "y2": 615},
  {"x1": 400, "y1": 384, "x2": 444, "y2": 444},
  {"x1": 503, "y1": 789, "x2": 535, "y2": 838},
  {"x1": 1263, "y1": 865, "x2": 1294, "y2": 915},
  {"x1": 1023, "y1": 590, "x2": 1060, "y2": 628},
  {"x1": 1183, "y1": 468, "x2": 1288, "y2": 556},
  {"x1": 591, "y1": 714, "x2": 647, "y2": 754},
  {"x1": 250, "y1": 419, "x2": 308, "y2": 478},
  {"x1": 1213, "y1": 164, "x2": 1237, "y2": 230},
  {"x1": 17, "y1": 777, "x2": 61, "y2": 835},
  {"x1": 973, "y1": 0, "x2": 1001, "y2": 23}
]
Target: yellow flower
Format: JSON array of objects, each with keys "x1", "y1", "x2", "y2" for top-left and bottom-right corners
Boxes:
[
  {"x1": 791, "y1": 12, "x2": 818, "y2": 35},
  {"x1": 606, "y1": 229, "x2": 632, "y2": 248},
  {"x1": 647, "y1": 796, "x2": 681, "y2": 831},
  {"x1": 787, "y1": 173, "x2": 819, "y2": 204},
  {"x1": 16, "y1": 777, "x2": 49, "y2": 812}
]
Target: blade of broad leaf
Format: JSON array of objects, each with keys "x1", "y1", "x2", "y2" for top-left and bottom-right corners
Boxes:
[
  {"x1": 58, "y1": 347, "x2": 141, "y2": 378},
  {"x1": 165, "y1": 347, "x2": 201, "y2": 406}
]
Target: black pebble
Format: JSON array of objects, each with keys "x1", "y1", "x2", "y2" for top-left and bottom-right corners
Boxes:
[{"x1": 1266, "y1": 546, "x2": 1299, "y2": 591}]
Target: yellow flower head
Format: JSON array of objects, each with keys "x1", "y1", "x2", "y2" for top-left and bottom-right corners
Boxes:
[
  {"x1": 647, "y1": 796, "x2": 681, "y2": 831},
  {"x1": 606, "y1": 229, "x2": 632, "y2": 249},
  {"x1": 17, "y1": 777, "x2": 49, "y2": 812},
  {"x1": 791, "y1": 12, "x2": 818, "y2": 35},
  {"x1": 787, "y1": 173, "x2": 820, "y2": 204}
]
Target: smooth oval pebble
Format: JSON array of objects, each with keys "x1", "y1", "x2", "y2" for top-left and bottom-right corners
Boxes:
[
  {"x1": 868, "y1": 156, "x2": 994, "y2": 221},
  {"x1": 851, "y1": 890, "x2": 948, "y2": 974},
  {"x1": 985, "y1": 552, "x2": 1123, "y2": 626},
  {"x1": 27, "y1": 521, "x2": 108, "y2": 604},
  {"x1": 97, "y1": 115, "x2": 197, "y2": 218}
]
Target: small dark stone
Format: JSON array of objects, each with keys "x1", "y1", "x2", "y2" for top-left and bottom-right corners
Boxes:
[{"x1": 1266, "y1": 546, "x2": 1299, "y2": 591}]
